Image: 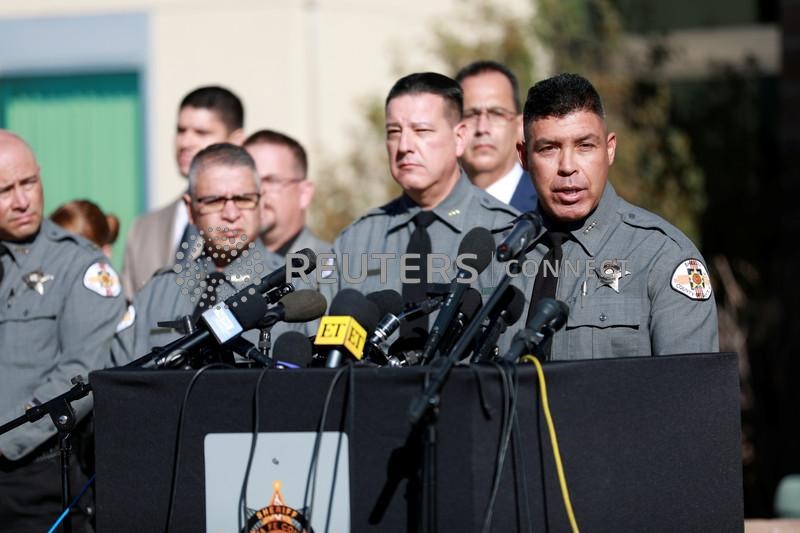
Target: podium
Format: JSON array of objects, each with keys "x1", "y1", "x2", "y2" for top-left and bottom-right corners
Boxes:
[{"x1": 91, "y1": 353, "x2": 742, "y2": 532}]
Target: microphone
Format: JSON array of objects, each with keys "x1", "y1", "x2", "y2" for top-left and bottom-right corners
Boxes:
[
  {"x1": 496, "y1": 212, "x2": 543, "y2": 262},
  {"x1": 146, "y1": 293, "x2": 270, "y2": 368},
  {"x1": 418, "y1": 227, "x2": 495, "y2": 364},
  {"x1": 252, "y1": 248, "x2": 317, "y2": 296},
  {"x1": 128, "y1": 253, "x2": 317, "y2": 368},
  {"x1": 366, "y1": 291, "x2": 445, "y2": 365},
  {"x1": 470, "y1": 285, "x2": 526, "y2": 362},
  {"x1": 501, "y1": 298, "x2": 569, "y2": 363},
  {"x1": 260, "y1": 289, "x2": 327, "y2": 328},
  {"x1": 315, "y1": 289, "x2": 381, "y2": 368},
  {"x1": 272, "y1": 331, "x2": 314, "y2": 368},
  {"x1": 428, "y1": 287, "x2": 482, "y2": 359}
]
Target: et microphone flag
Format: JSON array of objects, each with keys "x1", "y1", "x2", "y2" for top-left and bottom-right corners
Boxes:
[{"x1": 314, "y1": 316, "x2": 367, "y2": 361}]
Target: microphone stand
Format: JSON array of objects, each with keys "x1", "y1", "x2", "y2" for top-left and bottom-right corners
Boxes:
[
  {"x1": 0, "y1": 376, "x2": 93, "y2": 533},
  {"x1": 407, "y1": 260, "x2": 523, "y2": 533}
]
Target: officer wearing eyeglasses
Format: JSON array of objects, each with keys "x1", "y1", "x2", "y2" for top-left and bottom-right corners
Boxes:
[
  {"x1": 456, "y1": 61, "x2": 538, "y2": 213},
  {"x1": 114, "y1": 143, "x2": 285, "y2": 360},
  {"x1": 243, "y1": 130, "x2": 330, "y2": 257}
]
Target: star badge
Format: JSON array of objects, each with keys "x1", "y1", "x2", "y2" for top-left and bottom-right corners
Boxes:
[
  {"x1": 23, "y1": 270, "x2": 54, "y2": 295},
  {"x1": 595, "y1": 260, "x2": 630, "y2": 293}
]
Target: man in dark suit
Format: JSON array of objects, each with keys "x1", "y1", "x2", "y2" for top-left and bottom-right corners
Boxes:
[
  {"x1": 455, "y1": 61, "x2": 537, "y2": 213},
  {"x1": 121, "y1": 86, "x2": 245, "y2": 297}
]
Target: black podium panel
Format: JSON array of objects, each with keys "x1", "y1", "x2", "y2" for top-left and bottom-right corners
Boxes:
[{"x1": 92, "y1": 353, "x2": 742, "y2": 532}]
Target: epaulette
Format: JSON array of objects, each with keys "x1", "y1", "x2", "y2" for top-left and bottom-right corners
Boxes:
[{"x1": 618, "y1": 200, "x2": 696, "y2": 251}]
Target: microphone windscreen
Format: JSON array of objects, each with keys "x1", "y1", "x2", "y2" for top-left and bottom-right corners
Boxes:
[
  {"x1": 273, "y1": 331, "x2": 314, "y2": 368},
  {"x1": 459, "y1": 287, "x2": 483, "y2": 322},
  {"x1": 279, "y1": 290, "x2": 328, "y2": 322},
  {"x1": 499, "y1": 285, "x2": 526, "y2": 326},
  {"x1": 328, "y1": 289, "x2": 382, "y2": 335},
  {"x1": 290, "y1": 248, "x2": 317, "y2": 273},
  {"x1": 457, "y1": 227, "x2": 495, "y2": 274},
  {"x1": 366, "y1": 289, "x2": 404, "y2": 317},
  {"x1": 228, "y1": 293, "x2": 271, "y2": 329}
]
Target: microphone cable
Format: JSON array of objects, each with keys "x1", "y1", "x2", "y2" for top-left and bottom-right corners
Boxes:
[
  {"x1": 164, "y1": 363, "x2": 233, "y2": 533},
  {"x1": 303, "y1": 363, "x2": 355, "y2": 532},
  {"x1": 480, "y1": 361, "x2": 519, "y2": 533},
  {"x1": 521, "y1": 355, "x2": 580, "y2": 533},
  {"x1": 238, "y1": 364, "x2": 272, "y2": 532}
]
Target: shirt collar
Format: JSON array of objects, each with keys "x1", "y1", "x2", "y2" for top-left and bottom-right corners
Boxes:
[
  {"x1": 484, "y1": 162, "x2": 524, "y2": 205},
  {"x1": 387, "y1": 173, "x2": 475, "y2": 234}
]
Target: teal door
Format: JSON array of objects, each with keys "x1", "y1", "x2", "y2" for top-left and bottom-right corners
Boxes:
[{"x1": 0, "y1": 72, "x2": 144, "y2": 270}]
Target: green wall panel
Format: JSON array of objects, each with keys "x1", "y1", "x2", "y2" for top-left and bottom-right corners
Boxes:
[{"x1": 0, "y1": 72, "x2": 144, "y2": 272}]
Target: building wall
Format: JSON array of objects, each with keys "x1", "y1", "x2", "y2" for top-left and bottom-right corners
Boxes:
[{"x1": 0, "y1": 0, "x2": 531, "y2": 210}]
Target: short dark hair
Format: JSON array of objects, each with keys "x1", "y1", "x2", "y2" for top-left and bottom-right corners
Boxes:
[
  {"x1": 523, "y1": 73, "x2": 605, "y2": 129},
  {"x1": 243, "y1": 129, "x2": 308, "y2": 177},
  {"x1": 385, "y1": 72, "x2": 463, "y2": 123},
  {"x1": 188, "y1": 142, "x2": 257, "y2": 194},
  {"x1": 455, "y1": 60, "x2": 521, "y2": 112},
  {"x1": 180, "y1": 86, "x2": 244, "y2": 133}
]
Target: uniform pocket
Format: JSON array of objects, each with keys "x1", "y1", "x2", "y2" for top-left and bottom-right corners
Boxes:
[{"x1": 566, "y1": 297, "x2": 643, "y2": 358}]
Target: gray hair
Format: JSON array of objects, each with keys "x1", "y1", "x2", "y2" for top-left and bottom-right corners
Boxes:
[{"x1": 187, "y1": 143, "x2": 258, "y2": 195}]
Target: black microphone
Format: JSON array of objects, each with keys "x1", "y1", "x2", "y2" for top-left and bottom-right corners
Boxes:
[
  {"x1": 251, "y1": 248, "x2": 317, "y2": 295},
  {"x1": 501, "y1": 298, "x2": 569, "y2": 363},
  {"x1": 496, "y1": 212, "x2": 543, "y2": 262},
  {"x1": 128, "y1": 253, "x2": 316, "y2": 368},
  {"x1": 471, "y1": 285, "x2": 526, "y2": 362},
  {"x1": 367, "y1": 291, "x2": 445, "y2": 365},
  {"x1": 316, "y1": 289, "x2": 381, "y2": 368},
  {"x1": 227, "y1": 337, "x2": 273, "y2": 367},
  {"x1": 260, "y1": 289, "x2": 328, "y2": 328},
  {"x1": 273, "y1": 331, "x2": 314, "y2": 368},
  {"x1": 145, "y1": 293, "x2": 270, "y2": 368},
  {"x1": 430, "y1": 287, "x2": 482, "y2": 360},
  {"x1": 418, "y1": 227, "x2": 495, "y2": 364}
]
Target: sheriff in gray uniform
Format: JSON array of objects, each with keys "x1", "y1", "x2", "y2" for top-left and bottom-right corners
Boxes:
[
  {"x1": 115, "y1": 143, "x2": 286, "y2": 363},
  {"x1": 120, "y1": 238, "x2": 283, "y2": 360},
  {"x1": 322, "y1": 73, "x2": 522, "y2": 356},
  {"x1": 516, "y1": 73, "x2": 718, "y2": 359},
  {"x1": 330, "y1": 174, "x2": 517, "y2": 295},
  {"x1": 0, "y1": 131, "x2": 125, "y2": 530}
]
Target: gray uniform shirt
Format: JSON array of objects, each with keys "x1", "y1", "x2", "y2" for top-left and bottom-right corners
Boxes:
[
  {"x1": 115, "y1": 239, "x2": 285, "y2": 363},
  {"x1": 522, "y1": 182, "x2": 719, "y2": 359},
  {"x1": 322, "y1": 174, "x2": 522, "y2": 353},
  {"x1": 0, "y1": 220, "x2": 126, "y2": 460}
]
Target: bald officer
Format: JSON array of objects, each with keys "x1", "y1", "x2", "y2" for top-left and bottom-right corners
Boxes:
[
  {"x1": 116, "y1": 143, "x2": 284, "y2": 362},
  {"x1": 324, "y1": 72, "x2": 521, "y2": 353},
  {"x1": 516, "y1": 73, "x2": 718, "y2": 359},
  {"x1": 0, "y1": 130, "x2": 125, "y2": 530}
]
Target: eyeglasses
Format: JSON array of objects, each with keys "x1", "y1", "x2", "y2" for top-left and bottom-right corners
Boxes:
[
  {"x1": 193, "y1": 193, "x2": 260, "y2": 214},
  {"x1": 463, "y1": 106, "x2": 518, "y2": 126},
  {"x1": 261, "y1": 176, "x2": 304, "y2": 191}
]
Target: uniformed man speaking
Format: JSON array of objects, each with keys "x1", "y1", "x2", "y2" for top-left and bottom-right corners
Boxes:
[
  {"x1": 0, "y1": 130, "x2": 126, "y2": 530},
  {"x1": 516, "y1": 73, "x2": 719, "y2": 359}
]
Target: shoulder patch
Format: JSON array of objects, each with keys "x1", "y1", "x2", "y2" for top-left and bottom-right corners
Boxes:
[
  {"x1": 115, "y1": 304, "x2": 136, "y2": 332},
  {"x1": 83, "y1": 262, "x2": 122, "y2": 297},
  {"x1": 670, "y1": 258, "x2": 712, "y2": 301}
]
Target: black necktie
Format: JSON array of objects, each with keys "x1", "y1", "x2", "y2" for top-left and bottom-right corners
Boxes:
[
  {"x1": 0, "y1": 243, "x2": 9, "y2": 286},
  {"x1": 192, "y1": 271, "x2": 228, "y2": 322},
  {"x1": 400, "y1": 210, "x2": 437, "y2": 346},
  {"x1": 527, "y1": 231, "x2": 570, "y2": 359}
]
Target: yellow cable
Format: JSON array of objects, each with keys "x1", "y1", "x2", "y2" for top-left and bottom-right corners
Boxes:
[{"x1": 521, "y1": 355, "x2": 580, "y2": 533}]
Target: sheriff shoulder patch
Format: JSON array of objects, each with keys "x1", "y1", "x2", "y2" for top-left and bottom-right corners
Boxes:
[
  {"x1": 83, "y1": 262, "x2": 122, "y2": 297},
  {"x1": 670, "y1": 258, "x2": 712, "y2": 301},
  {"x1": 116, "y1": 304, "x2": 136, "y2": 332}
]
